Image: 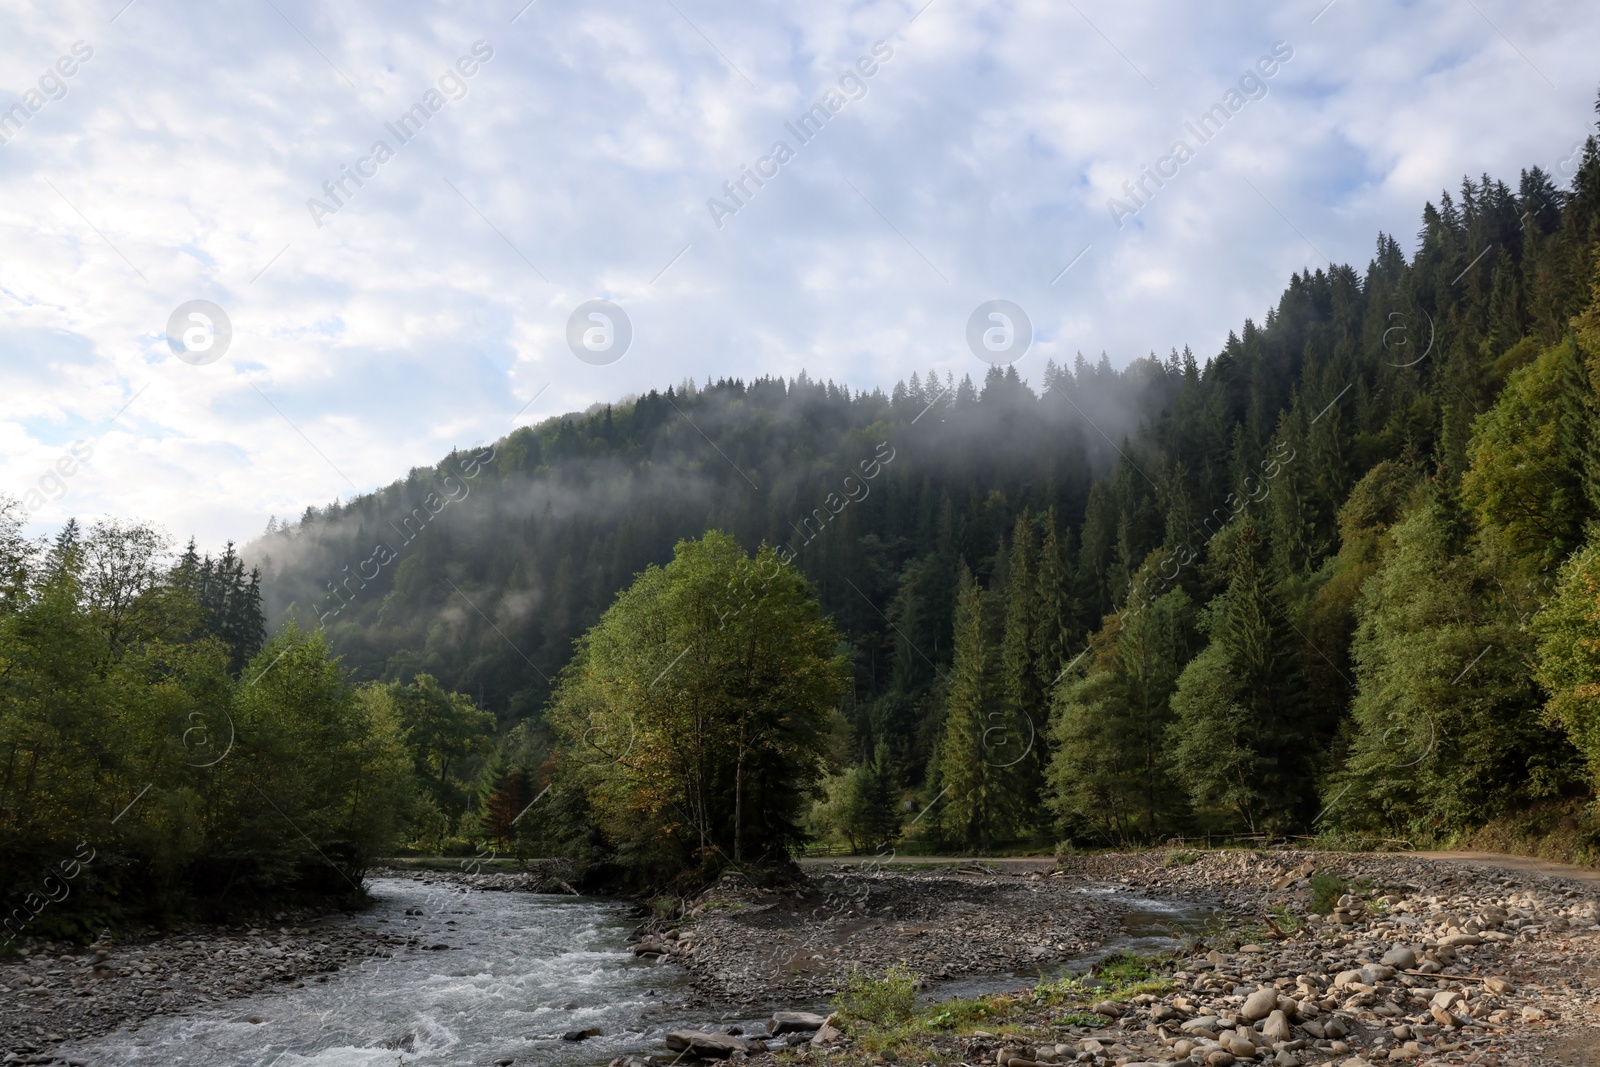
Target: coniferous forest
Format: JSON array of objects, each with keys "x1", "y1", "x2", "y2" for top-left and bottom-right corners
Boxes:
[
  {"x1": 232, "y1": 108, "x2": 1600, "y2": 878},
  {"x1": 11, "y1": 109, "x2": 1600, "y2": 908}
]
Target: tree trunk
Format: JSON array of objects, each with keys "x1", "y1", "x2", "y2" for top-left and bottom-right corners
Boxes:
[{"x1": 734, "y1": 743, "x2": 746, "y2": 863}]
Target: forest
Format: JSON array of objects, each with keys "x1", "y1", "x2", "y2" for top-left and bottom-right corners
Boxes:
[
  {"x1": 240, "y1": 113, "x2": 1600, "y2": 875},
  {"x1": 9, "y1": 112, "x2": 1600, "y2": 909},
  {"x1": 0, "y1": 517, "x2": 507, "y2": 936}
]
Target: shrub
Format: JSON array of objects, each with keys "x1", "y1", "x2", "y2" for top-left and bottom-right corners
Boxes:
[
  {"x1": 1308, "y1": 871, "x2": 1348, "y2": 914},
  {"x1": 834, "y1": 964, "x2": 920, "y2": 1028}
]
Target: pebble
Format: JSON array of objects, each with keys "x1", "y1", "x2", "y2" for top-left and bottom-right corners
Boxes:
[{"x1": 647, "y1": 849, "x2": 1600, "y2": 1067}]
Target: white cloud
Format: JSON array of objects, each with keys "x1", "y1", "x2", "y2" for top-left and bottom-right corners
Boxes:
[{"x1": 0, "y1": 0, "x2": 1595, "y2": 548}]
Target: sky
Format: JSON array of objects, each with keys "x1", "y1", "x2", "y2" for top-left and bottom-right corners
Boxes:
[{"x1": 0, "y1": 0, "x2": 1595, "y2": 550}]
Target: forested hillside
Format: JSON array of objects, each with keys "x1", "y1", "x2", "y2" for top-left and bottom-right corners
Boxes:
[{"x1": 248, "y1": 116, "x2": 1600, "y2": 858}]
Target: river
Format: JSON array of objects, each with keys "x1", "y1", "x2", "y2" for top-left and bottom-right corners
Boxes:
[
  {"x1": 57, "y1": 878, "x2": 1214, "y2": 1067},
  {"x1": 57, "y1": 877, "x2": 731, "y2": 1067}
]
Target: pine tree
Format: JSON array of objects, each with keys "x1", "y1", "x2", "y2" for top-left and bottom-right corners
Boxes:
[
  {"x1": 1168, "y1": 522, "x2": 1309, "y2": 833},
  {"x1": 1333, "y1": 496, "x2": 1574, "y2": 832},
  {"x1": 1000, "y1": 512, "x2": 1045, "y2": 805},
  {"x1": 1048, "y1": 555, "x2": 1196, "y2": 844},
  {"x1": 847, "y1": 740, "x2": 903, "y2": 850},
  {"x1": 1031, "y1": 510, "x2": 1076, "y2": 694},
  {"x1": 938, "y1": 567, "x2": 1025, "y2": 850}
]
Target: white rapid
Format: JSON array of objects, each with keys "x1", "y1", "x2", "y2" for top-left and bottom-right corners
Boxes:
[{"x1": 57, "y1": 877, "x2": 727, "y2": 1067}]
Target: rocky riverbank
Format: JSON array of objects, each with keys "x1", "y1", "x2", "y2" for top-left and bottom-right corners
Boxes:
[
  {"x1": 634, "y1": 850, "x2": 1600, "y2": 1067},
  {"x1": 0, "y1": 916, "x2": 381, "y2": 1063},
  {"x1": 632, "y1": 860, "x2": 1142, "y2": 1006}
]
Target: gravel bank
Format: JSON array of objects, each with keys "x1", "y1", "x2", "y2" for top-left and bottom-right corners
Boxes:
[
  {"x1": 0, "y1": 917, "x2": 382, "y2": 1062},
  {"x1": 636, "y1": 849, "x2": 1600, "y2": 1067},
  {"x1": 633, "y1": 860, "x2": 1166, "y2": 1006}
]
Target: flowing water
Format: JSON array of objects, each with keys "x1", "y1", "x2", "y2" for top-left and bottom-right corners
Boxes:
[
  {"x1": 59, "y1": 877, "x2": 737, "y2": 1067},
  {"x1": 60, "y1": 878, "x2": 1215, "y2": 1066}
]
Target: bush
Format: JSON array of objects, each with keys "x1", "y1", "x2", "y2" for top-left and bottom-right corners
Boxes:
[
  {"x1": 1308, "y1": 871, "x2": 1348, "y2": 914},
  {"x1": 834, "y1": 964, "x2": 920, "y2": 1028},
  {"x1": 1161, "y1": 849, "x2": 1200, "y2": 867}
]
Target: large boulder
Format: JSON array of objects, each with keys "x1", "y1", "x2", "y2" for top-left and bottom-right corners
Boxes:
[
  {"x1": 665, "y1": 1031, "x2": 751, "y2": 1059},
  {"x1": 1380, "y1": 946, "x2": 1417, "y2": 969},
  {"x1": 810, "y1": 1023, "x2": 842, "y2": 1048},
  {"x1": 1240, "y1": 987, "x2": 1279, "y2": 1022},
  {"x1": 768, "y1": 1011, "x2": 828, "y2": 1035}
]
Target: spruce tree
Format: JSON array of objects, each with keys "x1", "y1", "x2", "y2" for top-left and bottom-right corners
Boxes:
[
  {"x1": 1000, "y1": 512, "x2": 1045, "y2": 804},
  {"x1": 1333, "y1": 495, "x2": 1574, "y2": 832},
  {"x1": 938, "y1": 566, "x2": 1025, "y2": 850},
  {"x1": 1168, "y1": 522, "x2": 1308, "y2": 833},
  {"x1": 1031, "y1": 509, "x2": 1076, "y2": 692},
  {"x1": 1048, "y1": 555, "x2": 1195, "y2": 843}
]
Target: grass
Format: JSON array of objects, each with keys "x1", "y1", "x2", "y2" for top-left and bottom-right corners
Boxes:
[
  {"x1": 1115, "y1": 978, "x2": 1176, "y2": 996},
  {"x1": 1093, "y1": 951, "x2": 1153, "y2": 987},
  {"x1": 1032, "y1": 973, "x2": 1088, "y2": 1005},
  {"x1": 1268, "y1": 903, "x2": 1304, "y2": 935},
  {"x1": 1161, "y1": 848, "x2": 1200, "y2": 867},
  {"x1": 922, "y1": 996, "x2": 1002, "y2": 1030},
  {"x1": 1036, "y1": 953, "x2": 1174, "y2": 1003},
  {"x1": 829, "y1": 951, "x2": 1180, "y2": 1065}
]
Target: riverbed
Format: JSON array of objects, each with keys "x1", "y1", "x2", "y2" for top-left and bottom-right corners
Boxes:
[
  {"x1": 46, "y1": 872, "x2": 1217, "y2": 1067},
  {"x1": 51, "y1": 877, "x2": 730, "y2": 1067}
]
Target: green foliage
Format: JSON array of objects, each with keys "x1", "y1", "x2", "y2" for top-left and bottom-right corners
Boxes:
[
  {"x1": 387, "y1": 673, "x2": 495, "y2": 842},
  {"x1": 0, "y1": 513, "x2": 418, "y2": 933},
  {"x1": 1030, "y1": 973, "x2": 1086, "y2": 1003},
  {"x1": 937, "y1": 567, "x2": 1027, "y2": 850},
  {"x1": 1161, "y1": 849, "x2": 1199, "y2": 867},
  {"x1": 1268, "y1": 903, "x2": 1304, "y2": 934},
  {"x1": 1533, "y1": 531, "x2": 1600, "y2": 791},
  {"x1": 834, "y1": 964, "x2": 921, "y2": 1028},
  {"x1": 472, "y1": 719, "x2": 554, "y2": 853},
  {"x1": 1047, "y1": 557, "x2": 1195, "y2": 844},
  {"x1": 922, "y1": 997, "x2": 998, "y2": 1030},
  {"x1": 1332, "y1": 495, "x2": 1576, "y2": 833},
  {"x1": 1308, "y1": 871, "x2": 1348, "y2": 914},
  {"x1": 1168, "y1": 523, "x2": 1312, "y2": 833},
  {"x1": 813, "y1": 741, "x2": 903, "y2": 853},
  {"x1": 233, "y1": 129, "x2": 1600, "y2": 857},
  {"x1": 1461, "y1": 337, "x2": 1589, "y2": 589},
  {"x1": 1092, "y1": 952, "x2": 1153, "y2": 989},
  {"x1": 548, "y1": 532, "x2": 849, "y2": 883}
]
